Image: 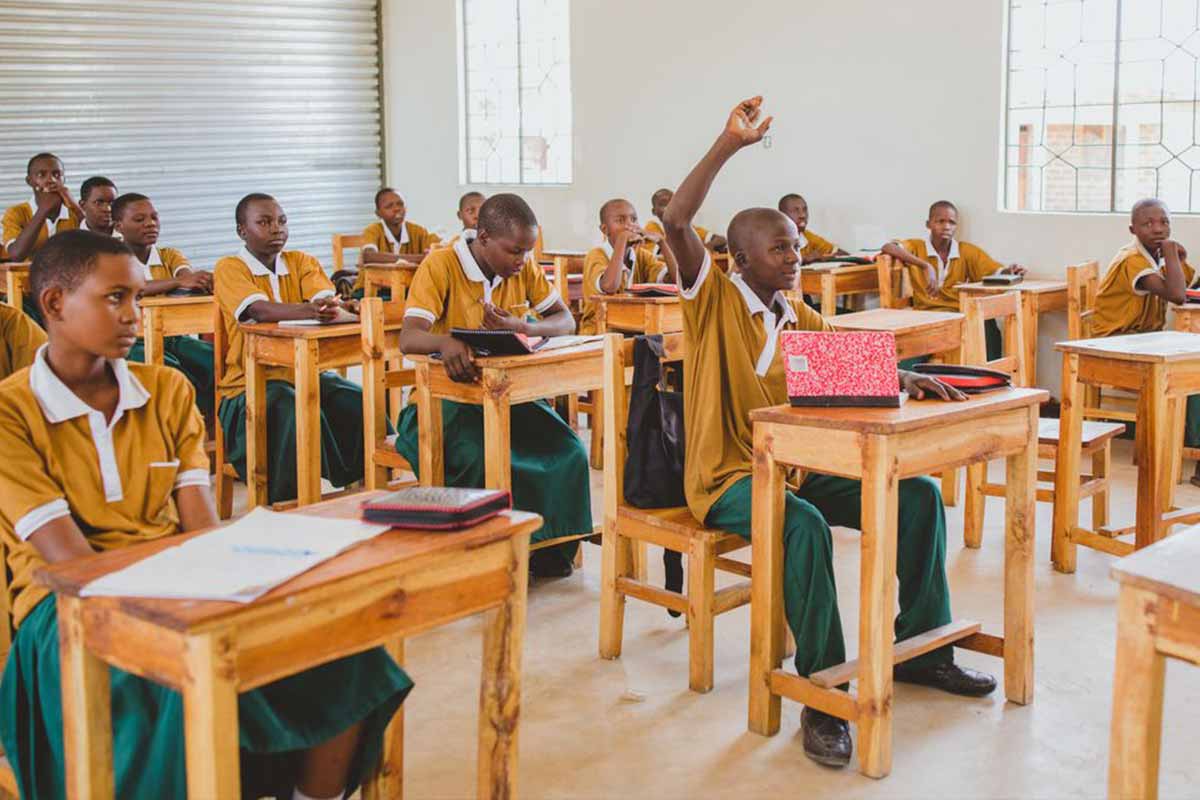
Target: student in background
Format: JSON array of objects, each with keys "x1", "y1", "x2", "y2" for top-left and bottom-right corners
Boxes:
[
  {"x1": 214, "y1": 193, "x2": 368, "y2": 504},
  {"x1": 444, "y1": 191, "x2": 486, "y2": 248},
  {"x1": 78, "y1": 176, "x2": 118, "y2": 236},
  {"x1": 354, "y1": 188, "x2": 442, "y2": 295},
  {"x1": 396, "y1": 193, "x2": 590, "y2": 578},
  {"x1": 665, "y1": 98, "x2": 995, "y2": 768},
  {"x1": 2, "y1": 153, "x2": 82, "y2": 263},
  {"x1": 1091, "y1": 198, "x2": 1200, "y2": 483},
  {"x1": 0, "y1": 304, "x2": 45, "y2": 381},
  {"x1": 645, "y1": 187, "x2": 727, "y2": 253},
  {"x1": 777, "y1": 193, "x2": 848, "y2": 263},
  {"x1": 579, "y1": 198, "x2": 676, "y2": 334},
  {"x1": 0, "y1": 230, "x2": 410, "y2": 800},
  {"x1": 881, "y1": 201, "x2": 1024, "y2": 359},
  {"x1": 112, "y1": 192, "x2": 215, "y2": 414}
]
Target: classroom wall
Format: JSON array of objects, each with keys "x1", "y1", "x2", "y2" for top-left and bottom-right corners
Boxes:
[{"x1": 380, "y1": 0, "x2": 1200, "y2": 393}]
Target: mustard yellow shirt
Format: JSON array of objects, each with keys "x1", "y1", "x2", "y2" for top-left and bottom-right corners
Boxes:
[
  {"x1": 357, "y1": 221, "x2": 442, "y2": 290},
  {"x1": 2, "y1": 199, "x2": 80, "y2": 255},
  {"x1": 0, "y1": 353, "x2": 209, "y2": 626},
  {"x1": 578, "y1": 243, "x2": 666, "y2": 334},
  {"x1": 680, "y1": 254, "x2": 832, "y2": 522},
  {"x1": 897, "y1": 238, "x2": 1004, "y2": 311},
  {"x1": 1091, "y1": 239, "x2": 1197, "y2": 337},
  {"x1": 642, "y1": 217, "x2": 710, "y2": 258},
  {"x1": 801, "y1": 230, "x2": 838, "y2": 261},
  {"x1": 135, "y1": 245, "x2": 190, "y2": 282},
  {"x1": 213, "y1": 248, "x2": 336, "y2": 398},
  {"x1": 403, "y1": 238, "x2": 559, "y2": 334},
  {"x1": 0, "y1": 305, "x2": 46, "y2": 380}
]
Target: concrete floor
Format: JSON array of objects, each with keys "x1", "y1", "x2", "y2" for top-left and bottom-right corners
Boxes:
[{"x1": 288, "y1": 435, "x2": 1200, "y2": 799}]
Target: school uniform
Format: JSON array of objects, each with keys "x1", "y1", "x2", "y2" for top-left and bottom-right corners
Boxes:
[
  {"x1": 396, "y1": 237, "x2": 591, "y2": 571},
  {"x1": 1093, "y1": 238, "x2": 1200, "y2": 445},
  {"x1": 0, "y1": 304, "x2": 46, "y2": 381},
  {"x1": 442, "y1": 227, "x2": 475, "y2": 249},
  {"x1": 355, "y1": 220, "x2": 442, "y2": 291},
  {"x1": 800, "y1": 229, "x2": 839, "y2": 261},
  {"x1": 578, "y1": 241, "x2": 667, "y2": 334},
  {"x1": 214, "y1": 248, "x2": 369, "y2": 504},
  {"x1": 0, "y1": 198, "x2": 79, "y2": 256},
  {"x1": 0, "y1": 351, "x2": 410, "y2": 800},
  {"x1": 77, "y1": 220, "x2": 114, "y2": 237},
  {"x1": 125, "y1": 245, "x2": 215, "y2": 415},
  {"x1": 681, "y1": 253, "x2": 953, "y2": 677}
]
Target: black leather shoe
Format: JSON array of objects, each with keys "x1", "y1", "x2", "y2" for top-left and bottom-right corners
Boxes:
[
  {"x1": 893, "y1": 661, "x2": 997, "y2": 697},
  {"x1": 800, "y1": 707, "x2": 852, "y2": 768},
  {"x1": 528, "y1": 549, "x2": 574, "y2": 579}
]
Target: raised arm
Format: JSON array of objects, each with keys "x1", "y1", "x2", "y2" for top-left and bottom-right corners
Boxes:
[{"x1": 663, "y1": 96, "x2": 772, "y2": 290}]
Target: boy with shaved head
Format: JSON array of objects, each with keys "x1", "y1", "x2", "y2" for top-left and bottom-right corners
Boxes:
[
  {"x1": 664, "y1": 97, "x2": 996, "y2": 768},
  {"x1": 644, "y1": 187, "x2": 727, "y2": 255},
  {"x1": 777, "y1": 193, "x2": 847, "y2": 264}
]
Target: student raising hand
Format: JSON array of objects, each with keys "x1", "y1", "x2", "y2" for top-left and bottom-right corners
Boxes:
[{"x1": 726, "y1": 95, "x2": 773, "y2": 146}]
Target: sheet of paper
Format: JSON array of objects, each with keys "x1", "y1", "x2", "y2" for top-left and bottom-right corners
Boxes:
[
  {"x1": 279, "y1": 308, "x2": 360, "y2": 326},
  {"x1": 81, "y1": 507, "x2": 389, "y2": 603},
  {"x1": 535, "y1": 335, "x2": 603, "y2": 352}
]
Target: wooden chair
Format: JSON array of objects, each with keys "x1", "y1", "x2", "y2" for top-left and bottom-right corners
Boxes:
[
  {"x1": 598, "y1": 333, "x2": 752, "y2": 693},
  {"x1": 360, "y1": 297, "x2": 419, "y2": 489},
  {"x1": 875, "y1": 254, "x2": 911, "y2": 309},
  {"x1": 212, "y1": 305, "x2": 242, "y2": 519},
  {"x1": 960, "y1": 291, "x2": 1125, "y2": 547},
  {"x1": 331, "y1": 232, "x2": 367, "y2": 272},
  {"x1": 1068, "y1": 261, "x2": 1139, "y2": 427}
]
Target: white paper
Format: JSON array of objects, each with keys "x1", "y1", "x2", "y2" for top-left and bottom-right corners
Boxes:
[
  {"x1": 81, "y1": 507, "x2": 389, "y2": 603},
  {"x1": 279, "y1": 308, "x2": 360, "y2": 326},
  {"x1": 535, "y1": 335, "x2": 603, "y2": 352}
]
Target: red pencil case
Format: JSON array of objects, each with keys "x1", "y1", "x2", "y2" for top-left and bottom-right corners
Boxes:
[
  {"x1": 361, "y1": 487, "x2": 512, "y2": 530},
  {"x1": 910, "y1": 363, "x2": 1012, "y2": 394}
]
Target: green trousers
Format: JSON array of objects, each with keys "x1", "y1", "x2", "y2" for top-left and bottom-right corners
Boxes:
[
  {"x1": 218, "y1": 374, "x2": 376, "y2": 505},
  {"x1": 0, "y1": 597, "x2": 412, "y2": 800},
  {"x1": 706, "y1": 473, "x2": 953, "y2": 677},
  {"x1": 396, "y1": 399, "x2": 591, "y2": 573},
  {"x1": 128, "y1": 336, "x2": 215, "y2": 416}
]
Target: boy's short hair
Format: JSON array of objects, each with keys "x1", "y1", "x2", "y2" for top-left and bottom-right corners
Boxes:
[
  {"x1": 111, "y1": 192, "x2": 150, "y2": 222},
  {"x1": 1131, "y1": 197, "x2": 1167, "y2": 223},
  {"x1": 458, "y1": 191, "x2": 484, "y2": 211},
  {"x1": 777, "y1": 193, "x2": 805, "y2": 211},
  {"x1": 598, "y1": 198, "x2": 630, "y2": 225},
  {"x1": 375, "y1": 188, "x2": 401, "y2": 208},
  {"x1": 80, "y1": 176, "x2": 116, "y2": 202},
  {"x1": 235, "y1": 192, "x2": 276, "y2": 225},
  {"x1": 478, "y1": 193, "x2": 538, "y2": 237},
  {"x1": 651, "y1": 188, "x2": 672, "y2": 206},
  {"x1": 727, "y1": 207, "x2": 786, "y2": 258},
  {"x1": 928, "y1": 200, "x2": 958, "y2": 218},
  {"x1": 26, "y1": 152, "x2": 61, "y2": 176},
  {"x1": 30, "y1": 230, "x2": 134, "y2": 302}
]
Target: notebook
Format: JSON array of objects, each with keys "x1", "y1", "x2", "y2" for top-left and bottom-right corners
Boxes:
[
  {"x1": 781, "y1": 330, "x2": 903, "y2": 407},
  {"x1": 806, "y1": 255, "x2": 875, "y2": 266},
  {"x1": 361, "y1": 487, "x2": 512, "y2": 529},
  {"x1": 628, "y1": 283, "x2": 679, "y2": 297},
  {"x1": 451, "y1": 328, "x2": 546, "y2": 355},
  {"x1": 981, "y1": 273, "x2": 1023, "y2": 286},
  {"x1": 911, "y1": 363, "x2": 1011, "y2": 393}
]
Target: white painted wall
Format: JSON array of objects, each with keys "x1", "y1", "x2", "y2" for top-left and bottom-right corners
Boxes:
[{"x1": 380, "y1": 0, "x2": 1200, "y2": 392}]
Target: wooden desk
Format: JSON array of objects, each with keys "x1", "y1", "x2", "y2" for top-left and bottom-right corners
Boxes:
[
  {"x1": 748, "y1": 387, "x2": 1046, "y2": 778},
  {"x1": 240, "y1": 319, "x2": 401, "y2": 508},
  {"x1": 1054, "y1": 332, "x2": 1200, "y2": 572},
  {"x1": 799, "y1": 261, "x2": 879, "y2": 317},
  {"x1": 38, "y1": 492, "x2": 540, "y2": 800},
  {"x1": 594, "y1": 294, "x2": 682, "y2": 335},
  {"x1": 0, "y1": 261, "x2": 30, "y2": 310},
  {"x1": 1107, "y1": 531, "x2": 1200, "y2": 800},
  {"x1": 360, "y1": 262, "x2": 420, "y2": 301},
  {"x1": 137, "y1": 295, "x2": 215, "y2": 366},
  {"x1": 831, "y1": 308, "x2": 964, "y2": 362},
  {"x1": 958, "y1": 279, "x2": 1068, "y2": 387},
  {"x1": 1171, "y1": 302, "x2": 1200, "y2": 333}
]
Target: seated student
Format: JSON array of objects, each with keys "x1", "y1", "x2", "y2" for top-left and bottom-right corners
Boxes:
[
  {"x1": 665, "y1": 98, "x2": 996, "y2": 768},
  {"x1": 0, "y1": 304, "x2": 45, "y2": 381},
  {"x1": 777, "y1": 193, "x2": 848, "y2": 263},
  {"x1": 354, "y1": 188, "x2": 442, "y2": 295},
  {"x1": 396, "y1": 194, "x2": 590, "y2": 578},
  {"x1": 0, "y1": 230, "x2": 410, "y2": 800},
  {"x1": 881, "y1": 201, "x2": 1024, "y2": 360},
  {"x1": 214, "y1": 193, "x2": 368, "y2": 505},
  {"x1": 443, "y1": 191, "x2": 486, "y2": 248},
  {"x1": 78, "y1": 176, "x2": 118, "y2": 236},
  {"x1": 1091, "y1": 198, "x2": 1200, "y2": 483},
  {"x1": 113, "y1": 192, "x2": 215, "y2": 415},
  {"x1": 644, "y1": 187, "x2": 727, "y2": 253},
  {"x1": 578, "y1": 198, "x2": 677, "y2": 334},
  {"x1": 1, "y1": 153, "x2": 82, "y2": 264}
]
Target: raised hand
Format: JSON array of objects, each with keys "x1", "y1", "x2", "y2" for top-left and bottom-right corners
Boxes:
[{"x1": 723, "y1": 96, "x2": 773, "y2": 148}]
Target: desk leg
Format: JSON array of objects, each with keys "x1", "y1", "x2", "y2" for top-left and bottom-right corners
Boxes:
[
  {"x1": 821, "y1": 273, "x2": 836, "y2": 317},
  {"x1": 143, "y1": 307, "x2": 163, "y2": 366},
  {"x1": 59, "y1": 596, "x2": 114, "y2": 800},
  {"x1": 5, "y1": 272, "x2": 20, "y2": 310},
  {"x1": 365, "y1": 639, "x2": 405, "y2": 800},
  {"x1": 1053, "y1": 353, "x2": 1083, "y2": 572},
  {"x1": 482, "y1": 369, "x2": 513, "y2": 492},
  {"x1": 858, "y1": 434, "x2": 897, "y2": 778},
  {"x1": 1108, "y1": 586, "x2": 1164, "y2": 800},
  {"x1": 183, "y1": 633, "x2": 239, "y2": 798},
  {"x1": 1021, "y1": 294, "x2": 1039, "y2": 388},
  {"x1": 294, "y1": 339, "x2": 322, "y2": 506},
  {"x1": 246, "y1": 337, "x2": 269, "y2": 509},
  {"x1": 415, "y1": 365, "x2": 444, "y2": 485},
  {"x1": 364, "y1": 274, "x2": 377, "y2": 299},
  {"x1": 1135, "y1": 368, "x2": 1170, "y2": 549},
  {"x1": 1004, "y1": 405, "x2": 1037, "y2": 705},
  {"x1": 749, "y1": 424, "x2": 785, "y2": 736},
  {"x1": 478, "y1": 536, "x2": 530, "y2": 800}
]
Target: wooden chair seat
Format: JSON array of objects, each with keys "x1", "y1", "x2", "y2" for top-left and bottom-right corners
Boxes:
[
  {"x1": 373, "y1": 435, "x2": 412, "y2": 472},
  {"x1": 617, "y1": 506, "x2": 748, "y2": 553},
  {"x1": 1037, "y1": 418, "x2": 1126, "y2": 451}
]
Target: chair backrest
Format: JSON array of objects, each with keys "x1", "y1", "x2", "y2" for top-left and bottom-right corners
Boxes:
[
  {"x1": 212, "y1": 302, "x2": 229, "y2": 469},
  {"x1": 1067, "y1": 261, "x2": 1100, "y2": 340},
  {"x1": 961, "y1": 291, "x2": 1026, "y2": 385},
  {"x1": 361, "y1": 296, "x2": 408, "y2": 488},
  {"x1": 602, "y1": 332, "x2": 686, "y2": 521},
  {"x1": 534, "y1": 225, "x2": 545, "y2": 265},
  {"x1": 332, "y1": 233, "x2": 368, "y2": 272},
  {"x1": 875, "y1": 254, "x2": 911, "y2": 309}
]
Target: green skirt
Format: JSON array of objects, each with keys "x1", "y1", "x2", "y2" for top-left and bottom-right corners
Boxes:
[
  {"x1": 128, "y1": 336, "x2": 215, "y2": 416},
  {"x1": 0, "y1": 597, "x2": 412, "y2": 800},
  {"x1": 396, "y1": 399, "x2": 592, "y2": 565}
]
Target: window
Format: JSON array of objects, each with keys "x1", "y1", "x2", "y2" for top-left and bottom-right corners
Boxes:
[
  {"x1": 459, "y1": 0, "x2": 573, "y2": 185},
  {"x1": 1004, "y1": 0, "x2": 1200, "y2": 213}
]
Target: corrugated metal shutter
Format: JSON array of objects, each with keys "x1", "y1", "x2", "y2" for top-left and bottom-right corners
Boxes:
[{"x1": 0, "y1": 0, "x2": 382, "y2": 269}]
